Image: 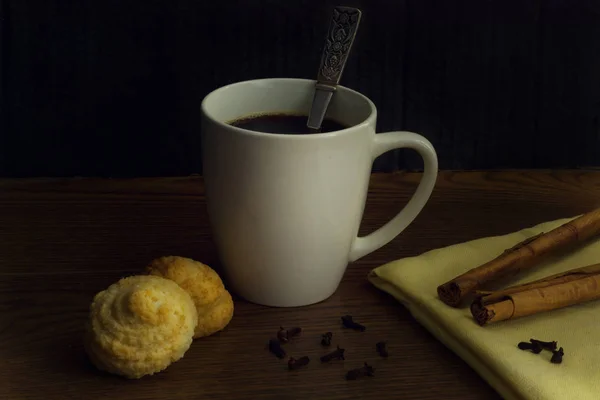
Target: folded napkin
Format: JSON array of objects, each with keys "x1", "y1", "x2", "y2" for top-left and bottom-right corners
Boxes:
[{"x1": 368, "y1": 216, "x2": 600, "y2": 400}]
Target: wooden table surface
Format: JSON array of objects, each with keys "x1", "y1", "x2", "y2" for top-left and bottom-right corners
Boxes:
[{"x1": 2, "y1": 170, "x2": 600, "y2": 400}]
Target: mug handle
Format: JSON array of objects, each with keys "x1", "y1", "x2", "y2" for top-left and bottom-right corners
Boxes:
[{"x1": 348, "y1": 131, "x2": 438, "y2": 262}]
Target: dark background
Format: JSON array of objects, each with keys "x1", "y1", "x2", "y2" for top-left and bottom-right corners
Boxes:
[{"x1": 2, "y1": 0, "x2": 600, "y2": 177}]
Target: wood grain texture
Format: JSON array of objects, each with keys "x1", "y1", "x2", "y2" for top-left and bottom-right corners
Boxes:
[
  {"x1": 3, "y1": 170, "x2": 600, "y2": 399},
  {"x1": 2, "y1": 1, "x2": 600, "y2": 177}
]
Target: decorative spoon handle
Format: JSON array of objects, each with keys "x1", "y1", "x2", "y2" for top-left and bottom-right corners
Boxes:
[{"x1": 307, "y1": 6, "x2": 362, "y2": 130}]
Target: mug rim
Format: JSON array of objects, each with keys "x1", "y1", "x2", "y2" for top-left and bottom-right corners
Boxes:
[{"x1": 200, "y1": 78, "x2": 377, "y2": 139}]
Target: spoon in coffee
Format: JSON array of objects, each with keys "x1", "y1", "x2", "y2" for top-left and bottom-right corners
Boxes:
[{"x1": 306, "y1": 6, "x2": 362, "y2": 132}]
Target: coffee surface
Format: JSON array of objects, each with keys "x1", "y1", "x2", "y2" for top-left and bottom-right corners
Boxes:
[{"x1": 228, "y1": 113, "x2": 347, "y2": 134}]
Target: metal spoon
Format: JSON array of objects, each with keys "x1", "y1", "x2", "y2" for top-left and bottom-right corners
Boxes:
[{"x1": 307, "y1": 6, "x2": 362, "y2": 131}]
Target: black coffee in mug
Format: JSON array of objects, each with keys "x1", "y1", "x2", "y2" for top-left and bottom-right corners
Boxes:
[{"x1": 228, "y1": 113, "x2": 347, "y2": 134}]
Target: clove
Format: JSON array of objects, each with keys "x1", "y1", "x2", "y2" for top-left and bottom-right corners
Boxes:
[
  {"x1": 530, "y1": 338, "x2": 558, "y2": 351},
  {"x1": 277, "y1": 326, "x2": 302, "y2": 343},
  {"x1": 277, "y1": 327, "x2": 289, "y2": 343},
  {"x1": 517, "y1": 341, "x2": 543, "y2": 354},
  {"x1": 550, "y1": 347, "x2": 564, "y2": 364},
  {"x1": 288, "y1": 356, "x2": 310, "y2": 370},
  {"x1": 341, "y1": 315, "x2": 366, "y2": 332},
  {"x1": 268, "y1": 339, "x2": 286, "y2": 359},
  {"x1": 345, "y1": 362, "x2": 375, "y2": 380},
  {"x1": 376, "y1": 341, "x2": 388, "y2": 358},
  {"x1": 320, "y1": 345, "x2": 345, "y2": 362},
  {"x1": 321, "y1": 332, "x2": 333, "y2": 347}
]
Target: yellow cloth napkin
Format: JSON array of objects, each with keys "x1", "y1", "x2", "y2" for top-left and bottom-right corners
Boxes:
[{"x1": 368, "y1": 216, "x2": 600, "y2": 400}]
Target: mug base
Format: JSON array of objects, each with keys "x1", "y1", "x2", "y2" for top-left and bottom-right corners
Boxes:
[{"x1": 231, "y1": 287, "x2": 339, "y2": 308}]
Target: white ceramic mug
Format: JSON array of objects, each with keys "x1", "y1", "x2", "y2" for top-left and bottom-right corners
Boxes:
[{"x1": 200, "y1": 78, "x2": 438, "y2": 307}]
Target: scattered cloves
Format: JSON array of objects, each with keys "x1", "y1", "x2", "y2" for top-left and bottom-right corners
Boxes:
[
  {"x1": 341, "y1": 315, "x2": 366, "y2": 332},
  {"x1": 321, "y1": 332, "x2": 333, "y2": 346},
  {"x1": 517, "y1": 341, "x2": 543, "y2": 354},
  {"x1": 320, "y1": 345, "x2": 346, "y2": 363},
  {"x1": 345, "y1": 362, "x2": 375, "y2": 380},
  {"x1": 530, "y1": 338, "x2": 558, "y2": 351},
  {"x1": 268, "y1": 339, "x2": 286, "y2": 359},
  {"x1": 376, "y1": 341, "x2": 388, "y2": 358},
  {"x1": 288, "y1": 356, "x2": 310, "y2": 370},
  {"x1": 551, "y1": 347, "x2": 564, "y2": 364}
]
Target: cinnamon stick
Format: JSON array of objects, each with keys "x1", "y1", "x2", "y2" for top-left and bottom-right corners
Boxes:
[
  {"x1": 473, "y1": 263, "x2": 600, "y2": 304},
  {"x1": 471, "y1": 263, "x2": 600, "y2": 325},
  {"x1": 437, "y1": 208, "x2": 600, "y2": 307}
]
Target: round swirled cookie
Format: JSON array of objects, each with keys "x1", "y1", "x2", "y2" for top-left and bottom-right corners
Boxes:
[
  {"x1": 84, "y1": 275, "x2": 198, "y2": 379},
  {"x1": 145, "y1": 256, "x2": 234, "y2": 339}
]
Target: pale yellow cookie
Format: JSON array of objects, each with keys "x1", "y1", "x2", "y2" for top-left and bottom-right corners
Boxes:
[
  {"x1": 146, "y1": 256, "x2": 234, "y2": 339},
  {"x1": 84, "y1": 275, "x2": 198, "y2": 379}
]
